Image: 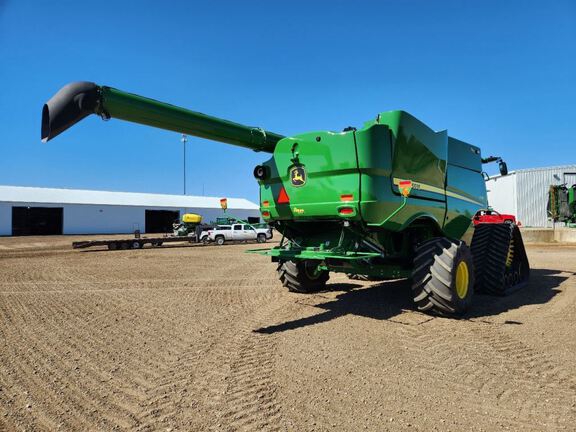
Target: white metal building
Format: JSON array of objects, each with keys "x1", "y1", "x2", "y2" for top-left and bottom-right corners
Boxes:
[
  {"x1": 486, "y1": 165, "x2": 576, "y2": 227},
  {"x1": 0, "y1": 185, "x2": 261, "y2": 236}
]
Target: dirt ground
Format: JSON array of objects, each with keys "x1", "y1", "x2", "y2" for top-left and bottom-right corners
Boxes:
[{"x1": 0, "y1": 236, "x2": 574, "y2": 431}]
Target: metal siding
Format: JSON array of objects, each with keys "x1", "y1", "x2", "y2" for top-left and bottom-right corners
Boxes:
[
  {"x1": 0, "y1": 202, "x2": 261, "y2": 236},
  {"x1": 64, "y1": 205, "x2": 145, "y2": 235},
  {"x1": 0, "y1": 203, "x2": 11, "y2": 236},
  {"x1": 564, "y1": 172, "x2": 576, "y2": 186},
  {"x1": 486, "y1": 174, "x2": 517, "y2": 215},
  {"x1": 0, "y1": 186, "x2": 259, "y2": 210},
  {"x1": 62, "y1": 205, "x2": 261, "y2": 235}
]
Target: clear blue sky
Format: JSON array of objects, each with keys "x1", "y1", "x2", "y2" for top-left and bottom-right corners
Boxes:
[{"x1": 1, "y1": 0, "x2": 574, "y2": 203}]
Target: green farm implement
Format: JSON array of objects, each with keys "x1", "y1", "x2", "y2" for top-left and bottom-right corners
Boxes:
[
  {"x1": 548, "y1": 184, "x2": 576, "y2": 226},
  {"x1": 42, "y1": 82, "x2": 529, "y2": 315}
]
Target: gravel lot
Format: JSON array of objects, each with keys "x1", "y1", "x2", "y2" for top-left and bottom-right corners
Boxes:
[{"x1": 0, "y1": 236, "x2": 574, "y2": 431}]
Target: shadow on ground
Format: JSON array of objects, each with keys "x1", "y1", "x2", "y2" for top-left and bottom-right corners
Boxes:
[
  {"x1": 255, "y1": 268, "x2": 572, "y2": 334},
  {"x1": 467, "y1": 268, "x2": 572, "y2": 319}
]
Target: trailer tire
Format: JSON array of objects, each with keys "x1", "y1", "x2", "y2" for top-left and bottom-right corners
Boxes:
[
  {"x1": 120, "y1": 242, "x2": 130, "y2": 250},
  {"x1": 215, "y1": 236, "x2": 225, "y2": 246},
  {"x1": 131, "y1": 241, "x2": 142, "y2": 249},
  {"x1": 278, "y1": 260, "x2": 329, "y2": 293},
  {"x1": 257, "y1": 233, "x2": 266, "y2": 243},
  {"x1": 108, "y1": 242, "x2": 118, "y2": 251},
  {"x1": 411, "y1": 237, "x2": 474, "y2": 316},
  {"x1": 151, "y1": 241, "x2": 163, "y2": 247}
]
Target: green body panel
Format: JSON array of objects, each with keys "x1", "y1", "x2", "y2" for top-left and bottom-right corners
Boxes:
[
  {"x1": 261, "y1": 110, "x2": 485, "y2": 231},
  {"x1": 259, "y1": 130, "x2": 360, "y2": 220},
  {"x1": 42, "y1": 82, "x2": 490, "y2": 278}
]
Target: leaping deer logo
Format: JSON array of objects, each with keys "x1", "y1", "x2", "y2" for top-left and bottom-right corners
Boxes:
[{"x1": 290, "y1": 166, "x2": 306, "y2": 187}]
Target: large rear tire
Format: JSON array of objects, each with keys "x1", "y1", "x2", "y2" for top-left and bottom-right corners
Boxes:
[
  {"x1": 411, "y1": 237, "x2": 475, "y2": 315},
  {"x1": 278, "y1": 260, "x2": 329, "y2": 293}
]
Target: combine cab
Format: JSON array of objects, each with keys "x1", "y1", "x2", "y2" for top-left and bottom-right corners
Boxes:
[{"x1": 41, "y1": 82, "x2": 530, "y2": 316}]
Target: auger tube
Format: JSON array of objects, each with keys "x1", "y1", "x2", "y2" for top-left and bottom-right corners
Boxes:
[{"x1": 41, "y1": 82, "x2": 284, "y2": 152}]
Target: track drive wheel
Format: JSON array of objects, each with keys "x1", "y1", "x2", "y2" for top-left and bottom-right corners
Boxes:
[
  {"x1": 278, "y1": 260, "x2": 329, "y2": 293},
  {"x1": 411, "y1": 237, "x2": 475, "y2": 315}
]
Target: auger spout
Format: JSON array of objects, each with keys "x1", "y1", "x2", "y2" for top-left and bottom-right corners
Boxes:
[{"x1": 41, "y1": 82, "x2": 283, "y2": 152}]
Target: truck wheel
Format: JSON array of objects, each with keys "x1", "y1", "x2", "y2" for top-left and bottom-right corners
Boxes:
[
  {"x1": 201, "y1": 236, "x2": 210, "y2": 244},
  {"x1": 278, "y1": 260, "x2": 329, "y2": 293},
  {"x1": 257, "y1": 233, "x2": 266, "y2": 243},
  {"x1": 215, "y1": 236, "x2": 225, "y2": 246},
  {"x1": 411, "y1": 237, "x2": 474, "y2": 315}
]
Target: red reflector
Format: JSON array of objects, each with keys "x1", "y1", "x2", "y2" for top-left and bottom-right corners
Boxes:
[
  {"x1": 262, "y1": 211, "x2": 270, "y2": 217},
  {"x1": 277, "y1": 187, "x2": 290, "y2": 204},
  {"x1": 339, "y1": 207, "x2": 354, "y2": 215},
  {"x1": 340, "y1": 194, "x2": 353, "y2": 202},
  {"x1": 262, "y1": 200, "x2": 270, "y2": 207}
]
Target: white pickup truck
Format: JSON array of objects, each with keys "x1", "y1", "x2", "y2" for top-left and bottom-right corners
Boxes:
[{"x1": 200, "y1": 223, "x2": 273, "y2": 245}]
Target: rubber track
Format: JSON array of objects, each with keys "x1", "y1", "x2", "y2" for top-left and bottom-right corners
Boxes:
[{"x1": 471, "y1": 224, "x2": 530, "y2": 295}]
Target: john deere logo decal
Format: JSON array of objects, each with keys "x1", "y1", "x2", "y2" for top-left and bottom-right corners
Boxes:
[{"x1": 290, "y1": 166, "x2": 306, "y2": 187}]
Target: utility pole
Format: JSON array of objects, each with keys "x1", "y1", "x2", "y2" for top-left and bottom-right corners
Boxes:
[{"x1": 181, "y1": 134, "x2": 188, "y2": 195}]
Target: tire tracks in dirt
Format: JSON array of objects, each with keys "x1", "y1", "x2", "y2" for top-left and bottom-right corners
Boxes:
[{"x1": 392, "y1": 312, "x2": 576, "y2": 431}]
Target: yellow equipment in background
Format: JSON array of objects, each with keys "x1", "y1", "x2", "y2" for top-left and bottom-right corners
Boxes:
[{"x1": 182, "y1": 213, "x2": 202, "y2": 224}]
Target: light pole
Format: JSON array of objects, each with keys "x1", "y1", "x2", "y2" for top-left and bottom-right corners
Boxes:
[{"x1": 181, "y1": 134, "x2": 188, "y2": 195}]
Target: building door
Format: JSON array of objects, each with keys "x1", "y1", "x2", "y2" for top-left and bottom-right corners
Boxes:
[
  {"x1": 12, "y1": 207, "x2": 64, "y2": 236},
  {"x1": 145, "y1": 210, "x2": 179, "y2": 234}
]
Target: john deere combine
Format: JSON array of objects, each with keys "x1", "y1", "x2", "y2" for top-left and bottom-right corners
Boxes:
[{"x1": 42, "y1": 82, "x2": 529, "y2": 315}]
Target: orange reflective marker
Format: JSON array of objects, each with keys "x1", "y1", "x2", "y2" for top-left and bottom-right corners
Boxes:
[
  {"x1": 277, "y1": 187, "x2": 290, "y2": 204},
  {"x1": 399, "y1": 180, "x2": 413, "y2": 197}
]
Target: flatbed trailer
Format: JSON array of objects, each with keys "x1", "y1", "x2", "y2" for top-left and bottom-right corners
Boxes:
[{"x1": 72, "y1": 235, "x2": 197, "y2": 250}]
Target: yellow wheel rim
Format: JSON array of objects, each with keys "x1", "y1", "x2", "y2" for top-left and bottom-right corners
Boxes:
[{"x1": 455, "y1": 261, "x2": 470, "y2": 299}]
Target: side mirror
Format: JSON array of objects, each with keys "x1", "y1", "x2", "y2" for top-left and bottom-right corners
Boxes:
[{"x1": 499, "y1": 161, "x2": 508, "y2": 176}]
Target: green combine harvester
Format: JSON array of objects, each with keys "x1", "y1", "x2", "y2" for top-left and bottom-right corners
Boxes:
[{"x1": 42, "y1": 82, "x2": 529, "y2": 315}]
